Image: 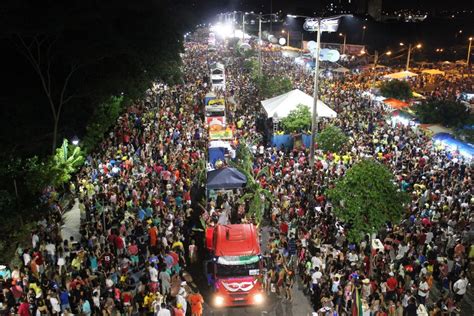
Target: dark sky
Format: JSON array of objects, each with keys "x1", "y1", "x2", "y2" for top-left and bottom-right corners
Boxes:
[{"x1": 198, "y1": 0, "x2": 473, "y2": 15}]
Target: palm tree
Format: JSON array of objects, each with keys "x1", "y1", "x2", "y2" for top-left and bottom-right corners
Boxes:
[{"x1": 230, "y1": 140, "x2": 273, "y2": 224}]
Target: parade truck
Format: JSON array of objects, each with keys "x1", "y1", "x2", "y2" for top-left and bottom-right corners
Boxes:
[
  {"x1": 209, "y1": 62, "x2": 226, "y2": 91},
  {"x1": 205, "y1": 224, "x2": 265, "y2": 307}
]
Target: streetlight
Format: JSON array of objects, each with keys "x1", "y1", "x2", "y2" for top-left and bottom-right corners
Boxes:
[
  {"x1": 281, "y1": 29, "x2": 290, "y2": 46},
  {"x1": 71, "y1": 136, "x2": 79, "y2": 146},
  {"x1": 339, "y1": 33, "x2": 347, "y2": 54},
  {"x1": 252, "y1": 13, "x2": 279, "y2": 77},
  {"x1": 288, "y1": 13, "x2": 351, "y2": 169},
  {"x1": 406, "y1": 43, "x2": 422, "y2": 71},
  {"x1": 362, "y1": 25, "x2": 367, "y2": 43},
  {"x1": 467, "y1": 37, "x2": 473, "y2": 65}
]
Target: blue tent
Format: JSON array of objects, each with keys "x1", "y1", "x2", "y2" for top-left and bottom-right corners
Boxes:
[
  {"x1": 432, "y1": 133, "x2": 474, "y2": 160},
  {"x1": 206, "y1": 167, "x2": 247, "y2": 190}
]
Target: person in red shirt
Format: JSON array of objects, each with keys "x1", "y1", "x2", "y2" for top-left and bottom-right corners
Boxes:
[
  {"x1": 386, "y1": 272, "x2": 398, "y2": 301},
  {"x1": 18, "y1": 299, "x2": 30, "y2": 316},
  {"x1": 279, "y1": 221, "x2": 289, "y2": 236}
]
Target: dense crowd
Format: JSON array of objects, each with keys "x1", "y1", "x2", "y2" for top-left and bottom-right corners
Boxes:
[
  {"x1": 0, "y1": 43, "x2": 216, "y2": 316},
  {"x1": 238, "y1": 51, "x2": 473, "y2": 315},
  {"x1": 0, "y1": 35, "x2": 472, "y2": 316}
]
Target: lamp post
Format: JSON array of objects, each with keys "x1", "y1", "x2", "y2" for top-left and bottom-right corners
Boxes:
[
  {"x1": 403, "y1": 43, "x2": 422, "y2": 71},
  {"x1": 281, "y1": 29, "x2": 290, "y2": 46},
  {"x1": 288, "y1": 14, "x2": 350, "y2": 170},
  {"x1": 339, "y1": 32, "x2": 347, "y2": 54},
  {"x1": 255, "y1": 13, "x2": 279, "y2": 77},
  {"x1": 467, "y1": 37, "x2": 473, "y2": 65},
  {"x1": 362, "y1": 25, "x2": 367, "y2": 43}
]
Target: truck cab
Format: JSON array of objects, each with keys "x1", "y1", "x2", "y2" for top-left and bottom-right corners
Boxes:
[{"x1": 205, "y1": 224, "x2": 265, "y2": 307}]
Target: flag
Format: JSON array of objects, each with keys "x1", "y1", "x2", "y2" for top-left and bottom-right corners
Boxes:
[{"x1": 352, "y1": 287, "x2": 363, "y2": 316}]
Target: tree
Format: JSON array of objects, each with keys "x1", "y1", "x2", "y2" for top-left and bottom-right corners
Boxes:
[
  {"x1": 49, "y1": 139, "x2": 85, "y2": 188},
  {"x1": 414, "y1": 99, "x2": 472, "y2": 128},
  {"x1": 230, "y1": 139, "x2": 273, "y2": 224},
  {"x1": 256, "y1": 75, "x2": 293, "y2": 99},
  {"x1": 379, "y1": 79, "x2": 412, "y2": 100},
  {"x1": 280, "y1": 104, "x2": 312, "y2": 133},
  {"x1": 327, "y1": 159, "x2": 409, "y2": 243},
  {"x1": 316, "y1": 125, "x2": 349, "y2": 153}
]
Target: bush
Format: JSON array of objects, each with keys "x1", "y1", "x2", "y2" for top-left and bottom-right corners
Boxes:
[
  {"x1": 414, "y1": 99, "x2": 472, "y2": 128},
  {"x1": 316, "y1": 125, "x2": 349, "y2": 153},
  {"x1": 380, "y1": 79, "x2": 412, "y2": 100},
  {"x1": 256, "y1": 75, "x2": 293, "y2": 99},
  {"x1": 280, "y1": 104, "x2": 312, "y2": 133}
]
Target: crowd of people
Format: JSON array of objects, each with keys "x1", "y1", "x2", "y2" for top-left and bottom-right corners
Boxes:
[
  {"x1": 233, "y1": 47, "x2": 473, "y2": 315},
  {"x1": 0, "y1": 43, "x2": 217, "y2": 315},
  {"x1": 0, "y1": 32, "x2": 472, "y2": 316}
]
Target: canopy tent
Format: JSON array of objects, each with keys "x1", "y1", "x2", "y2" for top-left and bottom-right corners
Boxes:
[
  {"x1": 261, "y1": 89, "x2": 337, "y2": 120},
  {"x1": 432, "y1": 133, "x2": 474, "y2": 160},
  {"x1": 421, "y1": 69, "x2": 445, "y2": 76},
  {"x1": 383, "y1": 98, "x2": 410, "y2": 110},
  {"x1": 332, "y1": 67, "x2": 350, "y2": 73},
  {"x1": 383, "y1": 71, "x2": 418, "y2": 79},
  {"x1": 419, "y1": 124, "x2": 452, "y2": 136},
  {"x1": 206, "y1": 167, "x2": 247, "y2": 190},
  {"x1": 412, "y1": 91, "x2": 426, "y2": 99}
]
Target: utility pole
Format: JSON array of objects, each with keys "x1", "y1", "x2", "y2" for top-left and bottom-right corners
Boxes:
[
  {"x1": 406, "y1": 43, "x2": 412, "y2": 71},
  {"x1": 270, "y1": 0, "x2": 273, "y2": 32},
  {"x1": 309, "y1": 18, "x2": 322, "y2": 169},
  {"x1": 242, "y1": 13, "x2": 245, "y2": 41},
  {"x1": 258, "y1": 15, "x2": 262, "y2": 77},
  {"x1": 467, "y1": 37, "x2": 472, "y2": 65}
]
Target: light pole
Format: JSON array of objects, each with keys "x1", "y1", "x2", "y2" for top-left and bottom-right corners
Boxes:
[
  {"x1": 339, "y1": 33, "x2": 347, "y2": 54},
  {"x1": 288, "y1": 14, "x2": 350, "y2": 169},
  {"x1": 362, "y1": 25, "x2": 367, "y2": 43},
  {"x1": 255, "y1": 13, "x2": 278, "y2": 77},
  {"x1": 467, "y1": 37, "x2": 473, "y2": 65},
  {"x1": 282, "y1": 29, "x2": 290, "y2": 46},
  {"x1": 403, "y1": 42, "x2": 422, "y2": 71}
]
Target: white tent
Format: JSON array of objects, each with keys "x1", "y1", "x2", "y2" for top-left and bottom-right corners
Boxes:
[
  {"x1": 332, "y1": 67, "x2": 350, "y2": 73},
  {"x1": 421, "y1": 69, "x2": 445, "y2": 75},
  {"x1": 261, "y1": 89, "x2": 337, "y2": 119},
  {"x1": 383, "y1": 71, "x2": 418, "y2": 79}
]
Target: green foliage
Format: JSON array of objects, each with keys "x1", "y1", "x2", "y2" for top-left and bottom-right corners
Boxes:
[
  {"x1": 379, "y1": 79, "x2": 412, "y2": 100},
  {"x1": 280, "y1": 104, "x2": 312, "y2": 133},
  {"x1": 230, "y1": 139, "x2": 273, "y2": 224},
  {"x1": 327, "y1": 159, "x2": 409, "y2": 243},
  {"x1": 49, "y1": 139, "x2": 85, "y2": 187},
  {"x1": 256, "y1": 75, "x2": 293, "y2": 99},
  {"x1": 316, "y1": 125, "x2": 349, "y2": 153},
  {"x1": 454, "y1": 128, "x2": 474, "y2": 144},
  {"x1": 82, "y1": 96, "x2": 125, "y2": 152},
  {"x1": 414, "y1": 99, "x2": 472, "y2": 128},
  {"x1": 243, "y1": 58, "x2": 259, "y2": 79}
]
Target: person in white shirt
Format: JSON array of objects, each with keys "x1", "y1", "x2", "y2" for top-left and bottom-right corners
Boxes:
[
  {"x1": 453, "y1": 274, "x2": 468, "y2": 303},
  {"x1": 149, "y1": 266, "x2": 158, "y2": 283},
  {"x1": 417, "y1": 276, "x2": 430, "y2": 305},
  {"x1": 157, "y1": 303, "x2": 171, "y2": 316},
  {"x1": 311, "y1": 267, "x2": 322, "y2": 292}
]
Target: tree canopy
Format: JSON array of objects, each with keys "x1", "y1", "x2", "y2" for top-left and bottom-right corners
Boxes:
[
  {"x1": 316, "y1": 125, "x2": 349, "y2": 153},
  {"x1": 256, "y1": 75, "x2": 293, "y2": 99},
  {"x1": 379, "y1": 79, "x2": 412, "y2": 100},
  {"x1": 280, "y1": 104, "x2": 312, "y2": 133},
  {"x1": 414, "y1": 99, "x2": 473, "y2": 128},
  {"x1": 327, "y1": 159, "x2": 409, "y2": 242},
  {"x1": 0, "y1": 0, "x2": 191, "y2": 157}
]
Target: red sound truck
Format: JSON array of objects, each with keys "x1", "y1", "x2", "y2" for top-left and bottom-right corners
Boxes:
[{"x1": 205, "y1": 224, "x2": 265, "y2": 307}]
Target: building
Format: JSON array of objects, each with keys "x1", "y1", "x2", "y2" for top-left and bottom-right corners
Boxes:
[{"x1": 368, "y1": 0, "x2": 383, "y2": 21}]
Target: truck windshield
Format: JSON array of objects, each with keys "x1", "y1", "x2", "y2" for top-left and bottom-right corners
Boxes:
[{"x1": 216, "y1": 261, "x2": 260, "y2": 277}]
